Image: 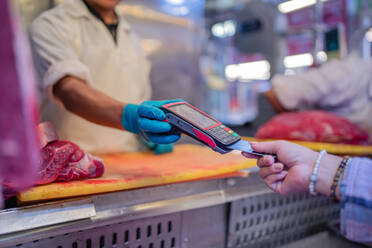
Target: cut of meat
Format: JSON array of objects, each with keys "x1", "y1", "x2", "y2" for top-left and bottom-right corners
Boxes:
[
  {"x1": 36, "y1": 123, "x2": 105, "y2": 185},
  {"x1": 255, "y1": 111, "x2": 370, "y2": 144},
  {"x1": 57, "y1": 153, "x2": 105, "y2": 181},
  {"x1": 37, "y1": 141, "x2": 80, "y2": 185},
  {"x1": 37, "y1": 140, "x2": 105, "y2": 185}
]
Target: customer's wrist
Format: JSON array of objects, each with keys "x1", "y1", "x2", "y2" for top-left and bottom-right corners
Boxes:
[{"x1": 315, "y1": 154, "x2": 343, "y2": 197}]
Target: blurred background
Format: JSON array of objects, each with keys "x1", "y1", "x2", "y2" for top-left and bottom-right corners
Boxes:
[{"x1": 13, "y1": 0, "x2": 372, "y2": 135}]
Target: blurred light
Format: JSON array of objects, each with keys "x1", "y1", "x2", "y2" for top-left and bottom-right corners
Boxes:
[
  {"x1": 212, "y1": 23, "x2": 225, "y2": 37},
  {"x1": 225, "y1": 60, "x2": 271, "y2": 81},
  {"x1": 224, "y1": 20, "x2": 236, "y2": 36},
  {"x1": 365, "y1": 28, "x2": 372, "y2": 42},
  {"x1": 278, "y1": 0, "x2": 316, "y2": 13},
  {"x1": 170, "y1": 6, "x2": 189, "y2": 15},
  {"x1": 284, "y1": 53, "x2": 314, "y2": 68},
  {"x1": 284, "y1": 69, "x2": 296, "y2": 75},
  {"x1": 165, "y1": 0, "x2": 185, "y2": 5},
  {"x1": 316, "y1": 51, "x2": 328, "y2": 63},
  {"x1": 211, "y1": 20, "x2": 236, "y2": 38}
]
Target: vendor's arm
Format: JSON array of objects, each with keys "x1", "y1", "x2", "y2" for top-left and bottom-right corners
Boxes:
[
  {"x1": 53, "y1": 76, "x2": 125, "y2": 130},
  {"x1": 267, "y1": 55, "x2": 369, "y2": 112},
  {"x1": 30, "y1": 12, "x2": 180, "y2": 146},
  {"x1": 265, "y1": 88, "x2": 288, "y2": 113},
  {"x1": 54, "y1": 77, "x2": 181, "y2": 147},
  {"x1": 30, "y1": 14, "x2": 126, "y2": 131}
]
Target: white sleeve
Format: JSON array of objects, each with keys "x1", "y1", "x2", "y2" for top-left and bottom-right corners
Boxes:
[
  {"x1": 132, "y1": 32, "x2": 152, "y2": 102},
  {"x1": 272, "y1": 55, "x2": 370, "y2": 110},
  {"x1": 141, "y1": 58, "x2": 152, "y2": 101},
  {"x1": 30, "y1": 14, "x2": 92, "y2": 106}
]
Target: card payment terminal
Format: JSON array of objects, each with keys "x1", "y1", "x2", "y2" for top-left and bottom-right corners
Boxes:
[{"x1": 160, "y1": 101, "x2": 275, "y2": 158}]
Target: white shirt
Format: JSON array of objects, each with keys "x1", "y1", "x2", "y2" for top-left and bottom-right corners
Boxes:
[
  {"x1": 30, "y1": 0, "x2": 151, "y2": 153},
  {"x1": 272, "y1": 54, "x2": 372, "y2": 136}
]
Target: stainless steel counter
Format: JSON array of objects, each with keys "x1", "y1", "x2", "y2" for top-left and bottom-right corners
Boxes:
[{"x1": 0, "y1": 170, "x2": 355, "y2": 248}]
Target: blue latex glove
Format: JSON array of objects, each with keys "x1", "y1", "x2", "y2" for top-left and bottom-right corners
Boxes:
[
  {"x1": 121, "y1": 99, "x2": 182, "y2": 145},
  {"x1": 140, "y1": 137, "x2": 175, "y2": 155}
]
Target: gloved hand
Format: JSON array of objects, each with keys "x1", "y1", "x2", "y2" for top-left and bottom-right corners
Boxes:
[
  {"x1": 140, "y1": 137, "x2": 175, "y2": 155},
  {"x1": 121, "y1": 99, "x2": 183, "y2": 145}
]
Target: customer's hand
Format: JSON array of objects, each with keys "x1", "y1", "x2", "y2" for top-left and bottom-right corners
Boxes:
[
  {"x1": 242, "y1": 141, "x2": 319, "y2": 194},
  {"x1": 121, "y1": 99, "x2": 183, "y2": 144}
]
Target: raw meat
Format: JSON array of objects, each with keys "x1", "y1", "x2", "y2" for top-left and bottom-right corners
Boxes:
[
  {"x1": 57, "y1": 153, "x2": 105, "y2": 182},
  {"x1": 37, "y1": 141, "x2": 81, "y2": 185},
  {"x1": 37, "y1": 123, "x2": 105, "y2": 185},
  {"x1": 256, "y1": 111, "x2": 370, "y2": 144},
  {"x1": 1, "y1": 0, "x2": 40, "y2": 204}
]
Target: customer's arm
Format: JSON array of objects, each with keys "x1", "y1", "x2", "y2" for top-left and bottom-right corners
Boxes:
[
  {"x1": 242, "y1": 141, "x2": 372, "y2": 243},
  {"x1": 242, "y1": 141, "x2": 342, "y2": 197},
  {"x1": 339, "y1": 157, "x2": 372, "y2": 243}
]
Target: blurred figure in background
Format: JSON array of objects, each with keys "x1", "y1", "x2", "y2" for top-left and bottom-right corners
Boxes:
[{"x1": 265, "y1": 54, "x2": 372, "y2": 136}]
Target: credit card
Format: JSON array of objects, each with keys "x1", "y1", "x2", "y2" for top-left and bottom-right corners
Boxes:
[
  {"x1": 227, "y1": 140, "x2": 277, "y2": 159},
  {"x1": 227, "y1": 140, "x2": 254, "y2": 152}
]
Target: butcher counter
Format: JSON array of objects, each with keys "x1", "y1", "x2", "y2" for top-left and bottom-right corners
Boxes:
[{"x1": 0, "y1": 143, "x2": 369, "y2": 248}]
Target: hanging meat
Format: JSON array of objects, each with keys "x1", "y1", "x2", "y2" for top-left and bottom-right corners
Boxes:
[
  {"x1": 255, "y1": 111, "x2": 370, "y2": 145},
  {"x1": 0, "y1": 0, "x2": 40, "y2": 205}
]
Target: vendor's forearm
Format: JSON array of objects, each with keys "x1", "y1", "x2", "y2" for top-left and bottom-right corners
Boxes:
[
  {"x1": 53, "y1": 76, "x2": 125, "y2": 130},
  {"x1": 265, "y1": 88, "x2": 288, "y2": 113}
]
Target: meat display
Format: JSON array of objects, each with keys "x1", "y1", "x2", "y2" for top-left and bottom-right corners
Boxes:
[
  {"x1": 37, "y1": 123, "x2": 105, "y2": 185},
  {"x1": 256, "y1": 111, "x2": 370, "y2": 145}
]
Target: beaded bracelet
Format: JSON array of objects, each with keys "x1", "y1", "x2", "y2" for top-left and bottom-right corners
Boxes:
[
  {"x1": 330, "y1": 156, "x2": 352, "y2": 202},
  {"x1": 309, "y1": 150, "x2": 327, "y2": 196}
]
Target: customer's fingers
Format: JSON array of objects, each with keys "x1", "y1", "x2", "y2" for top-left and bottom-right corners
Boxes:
[
  {"x1": 264, "y1": 171, "x2": 288, "y2": 193},
  {"x1": 251, "y1": 141, "x2": 283, "y2": 154},
  {"x1": 241, "y1": 152, "x2": 261, "y2": 160},
  {"x1": 257, "y1": 155, "x2": 275, "y2": 168},
  {"x1": 259, "y1": 163, "x2": 284, "y2": 178}
]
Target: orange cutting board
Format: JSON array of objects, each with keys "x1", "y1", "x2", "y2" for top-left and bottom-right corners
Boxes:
[{"x1": 18, "y1": 144, "x2": 256, "y2": 203}]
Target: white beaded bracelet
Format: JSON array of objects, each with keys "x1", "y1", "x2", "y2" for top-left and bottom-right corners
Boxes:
[{"x1": 309, "y1": 150, "x2": 327, "y2": 196}]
